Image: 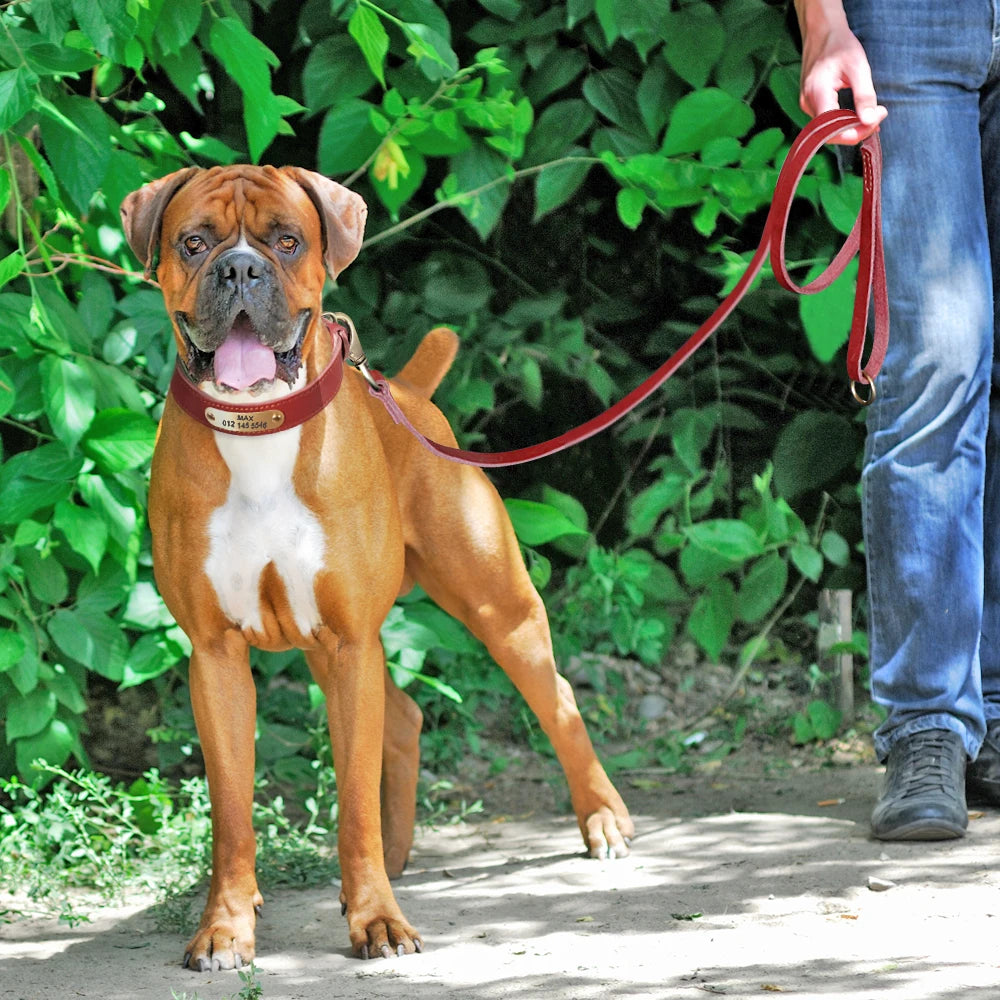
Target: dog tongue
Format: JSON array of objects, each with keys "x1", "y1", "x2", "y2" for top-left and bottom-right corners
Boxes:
[{"x1": 213, "y1": 322, "x2": 276, "y2": 390}]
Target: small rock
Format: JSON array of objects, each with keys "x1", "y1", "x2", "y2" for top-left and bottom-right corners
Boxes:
[
  {"x1": 867, "y1": 876, "x2": 896, "y2": 892},
  {"x1": 637, "y1": 693, "x2": 670, "y2": 721}
]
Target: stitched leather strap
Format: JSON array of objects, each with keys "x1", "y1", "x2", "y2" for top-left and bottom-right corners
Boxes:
[
  {"x1": 364, "y1": 109, "x2": 887, "y2": 467},
  {"x1": 169, "y1": 320, "x2": 352, "y2": 436}
]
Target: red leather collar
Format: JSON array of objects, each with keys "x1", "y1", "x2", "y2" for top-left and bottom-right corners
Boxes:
[{"x1": 168, "y1": 317, "x2": 351, "y2": 436}]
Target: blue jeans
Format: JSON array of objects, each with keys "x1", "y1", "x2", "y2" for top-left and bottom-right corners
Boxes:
[{"x1": 845, "y1": 0, "x2": 1000, "y2": 760}]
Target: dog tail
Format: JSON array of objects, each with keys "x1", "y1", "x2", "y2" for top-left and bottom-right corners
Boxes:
[{"x1": 395, "y1": 327, "x2": 459, "y2": 398}]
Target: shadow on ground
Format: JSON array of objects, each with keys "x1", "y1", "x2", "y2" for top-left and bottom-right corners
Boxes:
[{"x1": 3, "y1": 763, "x2": 1000, "y2": 1000}]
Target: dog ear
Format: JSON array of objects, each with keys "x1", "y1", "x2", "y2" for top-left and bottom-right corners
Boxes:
[
  {"x1": 120, "y1": 168, "x2": 200, "y2": 277},
  {"x1": 284, "y1": 168, "x2": 368, "y2": 279}
]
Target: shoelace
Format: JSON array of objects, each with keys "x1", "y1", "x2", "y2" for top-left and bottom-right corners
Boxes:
[{"x1": 895, "y1": 733, "x2": 962, "y2": 796}]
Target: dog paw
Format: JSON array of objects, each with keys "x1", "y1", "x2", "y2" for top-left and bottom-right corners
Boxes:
[
  {"x1": 343, "y1": 905, "x2": 423, "y2": 959},
  {"x1": 183, "y1": 900, "x2": 260, "y2": 972},
  {"x1": 183, "y1": 927, "x2": 256, "y2": 972},
  {"x1": 583, "y1": 805, "x2": 635, "y2": 860}
]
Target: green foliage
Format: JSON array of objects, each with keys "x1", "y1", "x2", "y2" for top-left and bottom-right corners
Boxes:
[
  {"x1": 0, "y1": 765, "x2": 210, "y2": 921},
  {"x1": 0, "y1": 0, "x2": 871, "y2": 785},
  {"x1": 0, "y1": 762, "x2": 336, "y2": 926},
  {"x1": 790, "y1": 698, "x2": 842, "y2": 744}
]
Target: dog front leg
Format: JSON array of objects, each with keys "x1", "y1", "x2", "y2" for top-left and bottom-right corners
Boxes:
[
  {"x1": 184, "y1": 635, "x2": 263, "y2": 972},
  {"x1": 307, "y1": 638, "x2": 422, "y2": 958}
]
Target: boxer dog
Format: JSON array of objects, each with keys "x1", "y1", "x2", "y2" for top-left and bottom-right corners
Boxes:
[{"x1": 120, "y1": 165, "x2": 633, "y2": 970}]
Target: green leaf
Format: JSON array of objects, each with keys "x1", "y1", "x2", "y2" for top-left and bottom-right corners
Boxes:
[
  {"x1": 48, "y1": 671, "x2": 88, "y2": 714},
  {"x1": 41, "y1": 356, "x2": 96, "y2": 451},
  {"x1": 302, "y1": 36, "x2": 371, "y2": 112},
  {"x1": 583, "y1": 68, "x2": 647, "y2": 138},
  {"x1": 5, "y1": 689, "x2": 57, "y2": 741},
  {"x1": 807, "y1": 698, "x2": 842, "y2": 740},
  {"x1": 504, "y1": 499, "x2": 589, "y2": 546},
  {"x1": 121, "y1": 580, "x2": 174, "y2": 629},
  {"x1": 0, "y1": 631, "x2": 27, "y2": 673},
  {"x1": 451, "y1": 145, "x2": 511, "y2": 240},
  {"x1": 533, "y1": 156, "x2": 591, "y2": 221},
  {"x1": 0, "y1": 477, "x2": 72, "y2": 525},
  {"x1": 81, "y1": 408, "x2": 157, "y2": 473},
  {"x1": 154, "y1": 0, "x2": 202, "y2": 56},
  {"x1": 519, "y1": 355, "x2": 543, "y2": 408},
  {"x1": 664, "y1": 6, "x2": 725, "y2": 89},
  {"x1": 821, "y1": 530, "x2": 851, "y2": 567},
  {"x1": 662, "y1": 88, "x2": 755, "y2": 157},
  {"x1": 526, "y1": 101, "x2": 595, "y2": 165},
  {"x1": 791, "y1": 710, "x2": 815, "y2": 745},
  {"x1": 318, "y1": 100, "x2": 382, "y2": 176},
  {"x1": 15, "y1": 718, "x2": 76, "y2": 778},
  {"x1": 401, "y1": 22, "x2": 459, "y2": 80},
  {"x1": 208, "y1": 17, "x2": 286, "y2": 161},
  {"x1": 53, "y1": 500, "x2": 109, "y2": 575},
  {"x1": 636, "y1": 59, "x2": 676, "y2": 139},
  {"x1": 628, "y1": 474, "x2": 686, "y2": 538},
  {"x1": 37, "y1": 96, "x2": 113, "y2": 213},
  {"x1": 799, "y1": 257, "x2": 859, "y2": 362},
  {"x1": 687, "y1": 578, "x2": 736, "y2": 661},
  {"x1": 72, "y1": 0, "x2": 136, "y2": 54},
  {"x1": 0, "y1": 67, "x2": 38, "y2": 132},
  {"x1": 684, "y1": 519, "x2": 766, "y2": 562},
  {"x1": 349, "y1": 4, "x2": 390, "y2": 87},
  {"x1": 540, "y1": 485, "x2": 590, "y2": 533},
  {"x1": 120, "y1": 632, "x2": 181, "y2": 689},
  {"x1": 19, "y1": 546, "x2": 69, "y2": 605},
  {"x1": 616, "y1": 187, "x2": 647, "y2": 230},
  {"x1": 0, "y1": 251, "x2": 23, "y2": 292},
  {"x1": 679, "y1": 540, "x2": 739, "y2": 587},
  {"x1": 47, "y1": 607, "x2": 128, "y2": 680},
  {"x1": 737, "y1": 553, "x2": 788, "y2": 624},
  {"x1": 819, "y1": 175, "x2": 863, "y2": 236},
  {"x1": 790, "y1": 543, "x2": 823, "y2": 583},
  {"x1": 772, "y1": 411, "x2": 858, "y2": 501}
]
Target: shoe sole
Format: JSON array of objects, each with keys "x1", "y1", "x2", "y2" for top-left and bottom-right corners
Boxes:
[{"x1": 872, "y1": 819, "x2": 967, "y2": 841}]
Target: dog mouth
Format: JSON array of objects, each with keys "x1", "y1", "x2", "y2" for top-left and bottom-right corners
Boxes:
[{"x1": 176, "y1": 310, "x2": 312, "y2": 392}]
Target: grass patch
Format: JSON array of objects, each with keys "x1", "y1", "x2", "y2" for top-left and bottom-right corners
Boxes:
[{"x1": 0, "y1": 763, "x2": 338, "y2": 927}]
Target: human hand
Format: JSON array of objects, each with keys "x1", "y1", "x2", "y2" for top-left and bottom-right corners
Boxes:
[{"x1": 796, "y1": 1, "x2": 887, "y2": 144}]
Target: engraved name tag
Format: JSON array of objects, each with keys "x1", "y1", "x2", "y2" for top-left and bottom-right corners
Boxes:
[{"x1": 204, "y1": 408, "x2": 285, "y2": 434}]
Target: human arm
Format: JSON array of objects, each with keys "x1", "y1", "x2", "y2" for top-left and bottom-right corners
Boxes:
[{"x1": 794, "y1": 0, "x2": 887, "y2": 143}]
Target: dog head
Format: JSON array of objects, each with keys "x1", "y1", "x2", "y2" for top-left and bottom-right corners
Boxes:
[{"x1": 121, "y1": 165, "x2": 367, "y2": 392}]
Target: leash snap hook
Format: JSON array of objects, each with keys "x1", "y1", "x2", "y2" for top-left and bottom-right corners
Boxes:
[{"x1": 328, "y1": 311, "x2": 382, "y2": 391}]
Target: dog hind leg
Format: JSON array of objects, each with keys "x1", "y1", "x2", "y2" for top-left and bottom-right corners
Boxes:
[
  {"x1": 381, "y1": 667, "x2": 422, "y2": 877},
  {"x1": 407, "y1": 469, "x2": 635, "y2": 859}
]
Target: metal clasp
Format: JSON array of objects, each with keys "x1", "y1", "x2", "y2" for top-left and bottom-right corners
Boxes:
[{"x1": 327, "y1": 311, "x2": 381, "y2": 390}]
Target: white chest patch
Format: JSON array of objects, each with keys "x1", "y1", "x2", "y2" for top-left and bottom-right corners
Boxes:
[{"x1": 202, "y1": 380, "x2": 325, "y2": 637}]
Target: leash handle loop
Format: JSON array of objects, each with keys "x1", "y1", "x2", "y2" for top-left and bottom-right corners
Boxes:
[{"x1": 358, "y1": 109, "x2": 887, "y2": 468}]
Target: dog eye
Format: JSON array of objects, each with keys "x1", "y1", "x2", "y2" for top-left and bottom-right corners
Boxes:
[
  {"x1": 276, "y1": 235, "x2": 299, "y2": 254},
  {"x1": 183, "y1": 235, "x2": 207, "y2": 255}
]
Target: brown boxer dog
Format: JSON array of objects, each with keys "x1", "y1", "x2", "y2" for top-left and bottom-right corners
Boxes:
[{"x1": 120, "y1": 165, "x2": 633, "y2": 970}]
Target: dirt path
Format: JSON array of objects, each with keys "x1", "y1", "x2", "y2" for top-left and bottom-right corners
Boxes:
[{"x1": 3, "y1": 756, "x2": 1000, "y2": 1000}]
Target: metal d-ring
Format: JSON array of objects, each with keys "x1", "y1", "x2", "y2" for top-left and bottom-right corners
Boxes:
[{"x1": 851, "y1": 374, "x2": 877, "y2": 406}]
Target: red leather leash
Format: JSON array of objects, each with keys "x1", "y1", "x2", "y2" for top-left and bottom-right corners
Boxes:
[
  {"x1": 361, "y1": 109, "x2": 887, "y2": 468},
  {"x1": 170, "y1": 111, "x2": 886, "y2": 455}
]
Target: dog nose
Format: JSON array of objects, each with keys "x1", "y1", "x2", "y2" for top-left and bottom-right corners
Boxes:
[{"x1": 216, "y1": 249, "x2": 265, "y2": 292}]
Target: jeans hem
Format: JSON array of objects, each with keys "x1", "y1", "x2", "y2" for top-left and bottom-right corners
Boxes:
[{"x1": 875, "y1": 714, "x2": 978, "y2": 763}]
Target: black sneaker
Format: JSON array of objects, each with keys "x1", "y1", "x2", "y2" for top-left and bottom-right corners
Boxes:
[
  {"x1": 966, "y1": 719, "x2": 1000, "y2": 806},
  {"x1": 871, "y1": 729, "x2": 968, "y2": 840}
]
